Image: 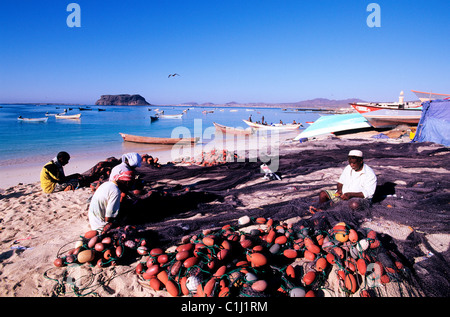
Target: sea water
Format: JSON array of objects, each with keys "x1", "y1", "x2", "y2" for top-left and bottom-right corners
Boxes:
[{"x1": 0, "y1": 104, "x2": 321, "y2": 168}]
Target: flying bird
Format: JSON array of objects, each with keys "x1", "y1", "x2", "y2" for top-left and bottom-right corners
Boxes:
[{"x1": 168, "y1": 73, "x2": 180, "y2": 78}]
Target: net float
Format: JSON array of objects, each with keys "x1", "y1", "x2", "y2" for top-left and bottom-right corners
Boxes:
[
  {"x1": 101, "y1": 237, "x2": 112, "y2": 245},
  {"x1": 370, "y1": 239, "x2": 380, "y2": 249},
  {"x1": 202, "y1": 236, "x2": 215, "y2": 246},
  {"x1": 283, "y1": 249, "x2": 298, "y2": 259},
  {"x1": 143, "y1": 265, "x2": 160, "y2": 279},
  {"x1": 183, "y1": 256, "x2": 199, "y2": 268},
  {"x1": 157, "y1": 254, "x2": 169, "y2": 264},
  {"x1": 302, "y1": 271, "x2": 316, "y2": 286},
  {"x1": 249, "y1": 253, "x2": 267, "y2": 267},
  {"x1": 150, "y1": 248, "x2": 164, "y2": 256},
  {"x1": 165, "y1": 280, "x2": 179, "y2": 297},
  {"x1": 367, "y1": 230, "x2": 377, "y2": 239},
  {"x1": 103, "y1": 249, "x2": 113, "y2": 260},
  {"x1": 157, "y1": 270, "x2": 169, "y2": 285},
  {"x1": 256, "y1": 217, "x2": 266, "y2": 224},
  {"x1": 252, "y1": 245, "x2": 264, "y2": 252},
  {"x1": 304, "y1": 250, "x2": 316, "y2": 261},
  {"x1": 316, "y1": 257, "x2": 327, "y2": 271},
  {"x1": 332, "y1": 246, "x2": 344, "y2": 259},
  {"x1": 349, "y1": 229, "x2": 358, "y2": 243},
  {"x1": 316, "y1": 234, "x2": 324, "y2": 246},
  {"x1": 356, "y1": 239, "x2": 370, "y2": 252},
  {"x1": 176, "y1": 243, "x2": 194, "y2": 252},
  {"x1": 286, "y1": 265, "x2": 295, "y2": 278},
  {"x1": 65, "y1": 254, "x2": 75, "y2": 264},
  {"x1": 251, "y1": 280, "x2": 268, "y2": 292},
  {"x1": 269, "y1": 243, "x2": 281, "y2": 254},
  {"x1": 305, "y1": 290, "x2": 315, "y2": 297},
  {"x1": 84, "y1": 230, "x2": 98, "y2": 239},
  {"x1": 238, "y1": 215, "x2": 251, "y2": 225},
  {"x1": 149, "y1": 278, "x2": 162, "y2": 291},
  {"x1": 219, "y1": 287, "x2": 230, "y2": 297},
  {"x1": 137, "y1": 246, "x2": 148, "y2": 255},
  {"x1": 266, "y1": 218, "x2": 274, "y2": 227},
  {"x1": 115, "y1": 245, "x2": 123, "y2": 258},
  {"x1": 306, "y1": 243, "x2": 321, "y2": 254},
  {"x1": 344, "y1": 273, "x2": 357, "y2": 293},
  {"x1": 240, "y1": 239, "x2": 253, "y2": 249},
  {"x1": 214, "y1": 265, "x2": 227, "y2": 278},
  {"x1": 275, "y1": 235, "x2": 288, "y2": 245},
  {"x1": 186, "y1": 276, "x2": 201, "y2": 293},
  {"x1": 266, "y1": 229, "x2": 276, "y2": 243},
  {"x1": 204, "y1": 278, "x2": 217, "y2": 296},
  {"x1": 180, "y1": 276, "x2": 189, "y2": 295},
  {"x1": 135, "y1": 262, "x2": 144, "y2": 274},
  {"x1": 357, "y1": 258, "x2": 367, "y2": 275},
  {"x1": 326, "y1": 252, "x2": 336, "y2": 265},
  {"x1": 170, "y1": 260, "x2": 182, "y2": 276},
  {"x1": 77, "y1": 250, "x2": 95, "y2": 263},
  {"x1": 53, "y1": 258, "x2": 64, "y2": 267},
  {"x1": 94, "y1": 243, "x2": 105, "y2": 252},
  {"x1": 87, "y1": 236, "x2": 98, "y2": 249},
  {"x1": 176, "y1": 250, "x2": 190, "y2": 261},
  {"x1": 289, "y1": 287, "x2": 306, "y2": 297},
  {"x1": 221, "y1": 240, "x2": 232, "y2": 250}
]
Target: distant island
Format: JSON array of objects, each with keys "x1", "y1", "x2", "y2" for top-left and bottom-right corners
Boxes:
[{"x1": 95, "y1": 94, "x2": 150, "y2": 106}]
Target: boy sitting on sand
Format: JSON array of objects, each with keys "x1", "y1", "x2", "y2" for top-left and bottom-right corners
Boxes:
[
  {"x1": 40, "y1": 151, "x2": 83, "y2": 193},
  {"x1": 319, "y1": 150, "x2": 377, "y2": 210}
]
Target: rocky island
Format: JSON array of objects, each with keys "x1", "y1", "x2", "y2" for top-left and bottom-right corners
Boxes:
[{"x1": 95, "y1": 94, "x2": 150, "y2": 106}]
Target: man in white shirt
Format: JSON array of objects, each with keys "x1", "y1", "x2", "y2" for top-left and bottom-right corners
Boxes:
[
  {"x1": 319, "y1": 150, "x2": 377, "y2": 210},
  {"x1": 88, "y1": 170, "x2": 135, "y2": 232}
]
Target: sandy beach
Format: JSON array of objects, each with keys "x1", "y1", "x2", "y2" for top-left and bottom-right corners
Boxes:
[{"x1": 0, "y1": 129, "x2": 449, "y2": 299}]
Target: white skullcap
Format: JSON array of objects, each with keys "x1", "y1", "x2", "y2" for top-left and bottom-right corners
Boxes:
[{"x1": 348, "y1": 150, "x2": 363, "y2": 158}]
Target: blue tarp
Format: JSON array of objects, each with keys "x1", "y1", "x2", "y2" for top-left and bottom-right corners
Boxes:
[{"x1": 413, "y1": 99, "x2": 450, "y2": 146}]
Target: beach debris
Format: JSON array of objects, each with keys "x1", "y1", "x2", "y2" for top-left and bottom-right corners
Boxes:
[
  {"x1": 132, "y1": 217, "x2": 409, "y2": 297},
  {"x1": 261, "y1": 163, "x2": 281, "y2": 180}
]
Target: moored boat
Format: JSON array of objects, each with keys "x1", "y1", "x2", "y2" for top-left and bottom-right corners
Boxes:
[
  {"x1": 17, "y1": 116, "x2": 48, "y2": 123},
  {"x1": 119, "y1": 133, "x2": 199, "y2": 145},
  {"x1": 362, "y1": 109, "x2": 421, "y2": 128},
  {"x1": 158, "y1": 113, "x2": 183, "y2": 119},
  {"x1": 150, "y1": 115, "x2": 159, "y2": 122},
  {"x1": 55, "y1": 113, "x2": 81, "y2": 119},
  {"x1": 213, "y1": 122, "x2": 254, "y2": 135},
  {"x1": 243, "y1": 120, "x2": 302, "y2": 130},
  {"x1": 350, "y1": 102, "x2": 422, "y2": 113},
  {"x1": 411, "y1": 90, "x2": 450, "y2": 102}
]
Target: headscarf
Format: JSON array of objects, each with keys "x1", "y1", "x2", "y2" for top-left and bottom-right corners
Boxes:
[
  {"x1": 122, "y1": 153, "x2": 142, "y2": 168},
  {"x1": 113, "y1": 170, "x2": 134, "y2": 182}
]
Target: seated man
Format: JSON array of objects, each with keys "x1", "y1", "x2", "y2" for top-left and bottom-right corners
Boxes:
[
  {"x1": 319, "y1": 150, "x2": 377, "y2": 210},
  {"x1": 88, "y1": 170, "x2": 135, "y2": 232},
  {"x1": 40, "y1": 151, "x2": 82, "y2": 193}
]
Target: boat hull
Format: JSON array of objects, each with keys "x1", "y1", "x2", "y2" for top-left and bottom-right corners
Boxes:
[
  {"x1": 119, "y1": 133, "x2": 199, "y2": 145},
  {"x1": 55, "y1": 113, "x2": 81, "y2": 119},
  {"x1": 362, "y1": 109, "x2": 421, "y2": 128},
  {"x1": 213, "y1": 122, "x2": 254, "y2": 135},
  {"x1": 350, "y1": 103, "x2": 422, "y2": 113},
  {"x1": 294, "y1": 113, "x2": 371, "y2": 140},
  {"x1": 18, "y1": 117, "x2": 48, "y2": 122},
  {"x1": 411, "y1": 90, "x2": 450, "y2": 102},
  {"x1": 158, "y1": 114, "x2": 183, "y2": 119},
  {"x1": 243, "y1": 120, "x2": 302, "y2": 130}
]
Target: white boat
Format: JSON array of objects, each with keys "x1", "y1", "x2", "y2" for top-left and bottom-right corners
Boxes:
[
  {"x1": 350, "y1": 102, "x2": 422, "y2": 113},
  {"x1": 362, "y1": 109, "x2": 421, "y2": 128},
  {"x1": 213, "y1": 122, "x2": 254, "y2": 135},
  {"x1": 294, "y1": 113, "x2": 371, "y2": 140},
  {"x1": 55, "y1": 113, "x2": 81, "y2": 119},
  {"x1": 412, "y1": 90, "x2": 450, "y2": 102},
  {"x1": 243, "y1": 120, "x2": 302, "y2": 130},
  {"x1": 18, "y1": 116, "x2": 48, "y2": 123},
  {"x1": 158, "y1": 113, "x2": 183, "y2": 119}
]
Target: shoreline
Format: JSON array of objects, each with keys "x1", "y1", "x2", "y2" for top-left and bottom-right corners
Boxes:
[{"x1": 0, "y1": 130, "x2": 299, "y2": 190}]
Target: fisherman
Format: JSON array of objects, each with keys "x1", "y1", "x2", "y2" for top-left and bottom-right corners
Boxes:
[
  {"x1": 40, "y1": 151, "x2": 83, "y2": 193},
  {"x1": 88, "y1": 170, "x2": 135, "y2": 231},
  {"x1": 109, "y1": 152, "x2": 142, "y2": 181},
  {"x1": 319, "y1": 150, "x2": 377, "y2": 210}
]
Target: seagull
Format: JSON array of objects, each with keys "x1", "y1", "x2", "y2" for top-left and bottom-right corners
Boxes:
[{"x1": 168, "y1": 73, "x2": 180, "y2": 78}]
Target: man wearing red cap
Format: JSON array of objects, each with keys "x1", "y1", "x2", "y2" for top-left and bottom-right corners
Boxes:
[
  {"x1": 88, "y1": 170, "x2": 135, "y2": 231},
  {"x1": 319, "y1": 150, "x2": 377, "y2": 210}
]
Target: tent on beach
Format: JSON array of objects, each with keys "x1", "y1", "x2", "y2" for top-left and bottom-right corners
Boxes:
[{"x1": 413, "y1": 99, "x2": 450, "y2": 146}]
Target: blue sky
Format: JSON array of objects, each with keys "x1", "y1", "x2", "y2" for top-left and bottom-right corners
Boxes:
[{"x1": 0, "y1": 0, "x2": 449, "y2": 104}]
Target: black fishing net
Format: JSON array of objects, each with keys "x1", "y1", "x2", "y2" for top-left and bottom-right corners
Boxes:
[{"x1": 81, "y1": 140, "x2": 450, "y2": 297}]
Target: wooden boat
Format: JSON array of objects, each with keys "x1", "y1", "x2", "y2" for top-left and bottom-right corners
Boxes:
[
  {"x1": 18, "y1": 116, "x2": 48, "y2": 123},
  {"x1": 158, "y1": 113, "x2": 183, "y2": 119},
  {"x1": 294, "y1": 113, "x2": 371, "y2": 140},
  {"x1": 55, "y1": 113, "x2": 81, "y2": 119},
  {"x1": 243, "y1": 120, "x2": 303, "y2": 130},
  {"x1": 213, "y1": 122, "x2": 254, "y2": 135},
  {"x1": 119, "y1": 133, "x2": 199, "y2": 145},
  {"x1": 350, "y1": 102, "x2": 422, "y2": 113},
  {"x1": 411, "y1": 90, "x2": 450, "y2": 102},
  {"x1": 150, "y1": 115, "x2": 159, "y2": 122},
  {"x1": 362, "y1": 109, "x2": 421, "y2": 128}
]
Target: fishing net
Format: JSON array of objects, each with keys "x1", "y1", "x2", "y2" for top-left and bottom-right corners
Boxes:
[{"x1": 76, "y1": 139, "x2": 449, "y2": 297}]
